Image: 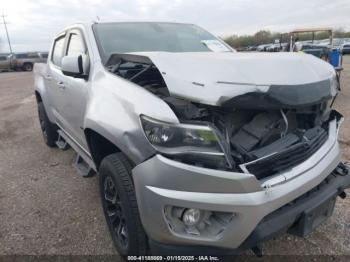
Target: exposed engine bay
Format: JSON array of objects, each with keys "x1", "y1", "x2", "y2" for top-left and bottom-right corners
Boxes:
[
  {"x1": 107, "y1": 54, "x2": 338, "y2": 179},
  {"x1": 157, "y1": 97, "x2": 332, "y2": 179}
]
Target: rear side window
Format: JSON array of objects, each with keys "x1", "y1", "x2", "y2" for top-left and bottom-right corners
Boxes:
[
  {"x1": 41, "y1": 53, "x2": 48, "y2": 58},
  {"x1": 27, "y1": 53, "x2": 40, "y2": 58},
  {"x1": 16, "y1": 54, "x2": 28, "y2": 59},
  {"x1": 51, "y1": 35, "x2": 66, "y2": 67},
  {"x1": 66, "y1": 33, "x2": 86, "y2": 56}
]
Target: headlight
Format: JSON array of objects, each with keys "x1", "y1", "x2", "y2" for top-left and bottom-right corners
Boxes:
[{"x1": 140, "y1": 115, "x2": 225, "y2": 157}]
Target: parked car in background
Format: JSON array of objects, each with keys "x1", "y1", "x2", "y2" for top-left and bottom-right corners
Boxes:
[
  {"x1": 38, "y1": 52, "x2": 49, "y2": 59},
  {"x1": 0, "y1": 54, "x2": 11, "y2": 72},
  {"x1": 266, "y1": 43, "x2": 283, "y2": 52},
  {"x1": 256, "y1": 44, "x2": 270, "y2": 51},
  {"x1": 340, "y1": 43, "x2": 350, "y2": 55},
  {"x1": 246, "y1": 45, "x2": 257, "y2": 51},
  {"x1": 295, "y1": 43, "x2": 329, "y2": 59},
  {"x1": 10, "y1": 52, "x2": 48, "y2": 71},
  {"x1": 318, "y1": 38, "x2": 350, "y2": 50}
]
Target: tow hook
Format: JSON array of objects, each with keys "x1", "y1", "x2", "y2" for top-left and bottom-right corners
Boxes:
[
  {"x1": 338, "y1": 191, "x2": 347, "y2": 199},
  {"x1": 335, "y1": 162, "x2": 349, "y2": 176},
  {"x1": 335, "y1": 163, "x2": 349, "y2": 199}
]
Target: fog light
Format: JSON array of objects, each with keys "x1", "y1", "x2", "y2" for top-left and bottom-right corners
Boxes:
[{"x1": 182, "y1": 208, "x2": 201, "y2": 226}]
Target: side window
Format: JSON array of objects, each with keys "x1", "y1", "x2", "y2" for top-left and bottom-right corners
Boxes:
[
  {"x1": 17, "y1": 54, "x2": 28, "y2": 59},
  {"x1": 51, "y1": 35, "x2": 66, "y2": 67},
  {"x1": 66, "y1": 33, "x2": 86, "y2": 56},
  {"x1": 0, "y1": 56, "x2": 6, "y2": 61},
  {"x1": 27, "y1": 53, "x2": 40, "y2": 58}
]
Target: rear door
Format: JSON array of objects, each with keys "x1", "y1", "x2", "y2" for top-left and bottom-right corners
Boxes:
[
  {"x1": 46, "y1": 33, "x2": 68, "y2": 127},
  {"x1": 57, "y1": 28, "x2": 90, "y2": 150}
]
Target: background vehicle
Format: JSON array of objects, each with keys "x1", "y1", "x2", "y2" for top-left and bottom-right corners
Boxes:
[
  {"x1": 38, "y1": 52, "x2": 49, "y2": 60},
  {"x1": 11, "y1": 52, "x2": 48, "y2": 71},
  {"x1": 340, "y1": 43, "x2": 350, "y2": 54},
  {"x1": 256, "y1": 44, "x2": 270, "y2": 51},
  {"x1": 0, "y1": 54, "x2": 11, "y2": 72},
  {"x1": 294, "y1": 42, "x2": 329, "y2": 59},
  {"x1": 266, "y1": 43, "x2": 284, "y2": 52},
  {"x1": 289, "y1": 28, "x2": 343, "y2": 86},
  {"x1": 246, "y1": 45, "x2": 257, "y2": 51},
  {"x1": 289, "y1": 28, "x2": 334, "y2": 51},
  {"x1": 34, "y1": 22, "x2": 350, "y2": 256}
]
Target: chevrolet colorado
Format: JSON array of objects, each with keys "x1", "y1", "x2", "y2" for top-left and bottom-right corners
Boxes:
[{"x1": 34, "y1": 22, "x2": 350, "y2": 256}]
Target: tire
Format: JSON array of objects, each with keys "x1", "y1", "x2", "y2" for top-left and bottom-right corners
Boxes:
[
  {"x1": 99, "y1": 153, "x2": 148, "y2": 255},
  {"x1": 23, "y1": 63, "x2": 33, "y2": 71},
  {"x1": 37, "y1": 102, "x2": 57, "y2": 147}
]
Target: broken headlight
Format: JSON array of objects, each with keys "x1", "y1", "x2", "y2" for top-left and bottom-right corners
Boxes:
[{"x1": 140, "y1": 115, "x2": 226, "y2": 158}]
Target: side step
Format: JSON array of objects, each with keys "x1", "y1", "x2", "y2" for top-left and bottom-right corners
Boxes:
[
  {"x1": 56, "y1": 130, "x2": 97, "y2": 178},
  {"x1": 73, "y1": 154, "x2": 96, "y2": 178},
  {"x1": 56, "y1": 132, "x2": 70, "y2": 150}
]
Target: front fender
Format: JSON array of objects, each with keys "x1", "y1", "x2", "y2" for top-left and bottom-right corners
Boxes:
[{"x1": 84, "y1": 70, "x2": 179, "y2": 164}]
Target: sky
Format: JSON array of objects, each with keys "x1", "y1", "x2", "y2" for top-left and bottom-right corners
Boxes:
[{"x1": 0, "y1": 0, "x2": 349, "y2": 52}]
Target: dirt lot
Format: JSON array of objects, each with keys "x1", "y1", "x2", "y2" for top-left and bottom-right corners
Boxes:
[{"x1": 0, "y1": 57, "x2": 350, "y2": 256}]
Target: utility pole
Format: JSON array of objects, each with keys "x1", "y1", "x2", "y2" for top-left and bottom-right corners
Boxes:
[{"x1": 1, "y1": 13, "x2": 13, "y2": 54}]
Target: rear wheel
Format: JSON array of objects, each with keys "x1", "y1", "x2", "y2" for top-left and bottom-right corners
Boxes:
[
  {"x1": 99, "y1": 153, "x2": 148, "y2": 255},
  {"x1": 23, "y1": 63, "x2": 33, "y2": 71},
  {"x1": 37, "y1": 102, "x2": 57, "y2": 147}
]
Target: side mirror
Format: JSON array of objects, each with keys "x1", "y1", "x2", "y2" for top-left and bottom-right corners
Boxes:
[{"x1": 61, "y1": 54, "x2": 89, "y2": 79}]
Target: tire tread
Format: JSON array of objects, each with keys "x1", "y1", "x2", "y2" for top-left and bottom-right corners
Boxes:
[{"x1": 100, "y1": 153, "x2": 147, "y2": 255}]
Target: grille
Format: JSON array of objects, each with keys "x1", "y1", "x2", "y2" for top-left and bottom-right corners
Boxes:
[{"x1": 244, "y1": 128, "x2": 328, "y2": 179}]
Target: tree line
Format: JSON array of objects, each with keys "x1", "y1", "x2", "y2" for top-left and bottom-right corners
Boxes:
[{"x1": 223, "y1": 29, "x2": 350, "y2": 48}]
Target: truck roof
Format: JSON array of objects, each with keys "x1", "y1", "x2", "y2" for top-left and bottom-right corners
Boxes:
[
  {"x1": 65, "y1": 20, "x2": 193, "y2": 28},
  {"x1": 57, "y1": 20, "x2": 197, "y2": 37},
  {"x1": 67, "y1": 20, "x2": 192, "y2": 27}
]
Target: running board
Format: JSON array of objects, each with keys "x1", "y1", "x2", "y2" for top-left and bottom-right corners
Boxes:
[
  {"x1": 73, "y1": 154, "x2": 96, "y2": 177},
  {"x1": 56, "y1": 132, "x2": 70, "y2": 150},
  {"x1": 57, "y1": 130, "x2": 97, "y2": 176}
]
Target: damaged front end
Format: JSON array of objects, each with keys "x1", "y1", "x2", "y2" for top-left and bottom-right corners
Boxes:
[{"x1": 107, "y1": 52, "x2": 341, "y2": 181}]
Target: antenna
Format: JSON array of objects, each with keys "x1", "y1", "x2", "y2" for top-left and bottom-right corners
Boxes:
[{"x1": 0, "y1": 13, "x2": 13, "y2": 54}]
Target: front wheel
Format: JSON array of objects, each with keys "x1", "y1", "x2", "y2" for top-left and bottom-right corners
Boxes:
[{"x1": 99, "y1": 153, "x2": 148, "y2": 255}]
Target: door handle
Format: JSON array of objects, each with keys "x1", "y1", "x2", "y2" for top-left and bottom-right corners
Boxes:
[
  {"x1": 45, "y1": 74, "x2": 52, "y2": 80},
  {"x1": 57, "y1": 81, "x2": 66, "y2": 90}
]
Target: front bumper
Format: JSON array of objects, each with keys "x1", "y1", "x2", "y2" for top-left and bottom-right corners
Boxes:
[
  {"x1": 148, "y1": 166, "x2": 350, "y2": 255},
  {"x1": 132, "y1": 119, "x2": 347, "y2": 251}
]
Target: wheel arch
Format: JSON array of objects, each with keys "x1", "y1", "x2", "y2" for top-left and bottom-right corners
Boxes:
[
  {"x1": 35, "y1": 90, "x2": 43, "y2": 103},
  {"x1": 23, "y1": 62, "x2": 33, "y2": 67},
  {"x1": 85, "y1": 128, "x2": 135, "y2": 170}
]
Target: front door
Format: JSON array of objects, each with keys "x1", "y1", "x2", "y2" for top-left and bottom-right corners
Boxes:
[{"x1": 57, "y1": 29, "x2": 90, "y2": 150}]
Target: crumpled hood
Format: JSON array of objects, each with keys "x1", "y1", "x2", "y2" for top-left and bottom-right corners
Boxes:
[{"x1": 131, "y1": 51, "x2": 337, "y2": 106}]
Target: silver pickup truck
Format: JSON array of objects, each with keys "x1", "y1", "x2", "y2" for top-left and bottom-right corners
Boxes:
[
  {"x1": 11, "y1": 52, "x2": 48, "y2": 71},
  {"x1": 34, "y1": 21, "x2": 350, "y2": 256}
]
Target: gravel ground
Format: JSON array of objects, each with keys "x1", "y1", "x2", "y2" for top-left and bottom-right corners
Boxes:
[{"x1": 0, "y1": 57, "x2": 349, "y2": 256}]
